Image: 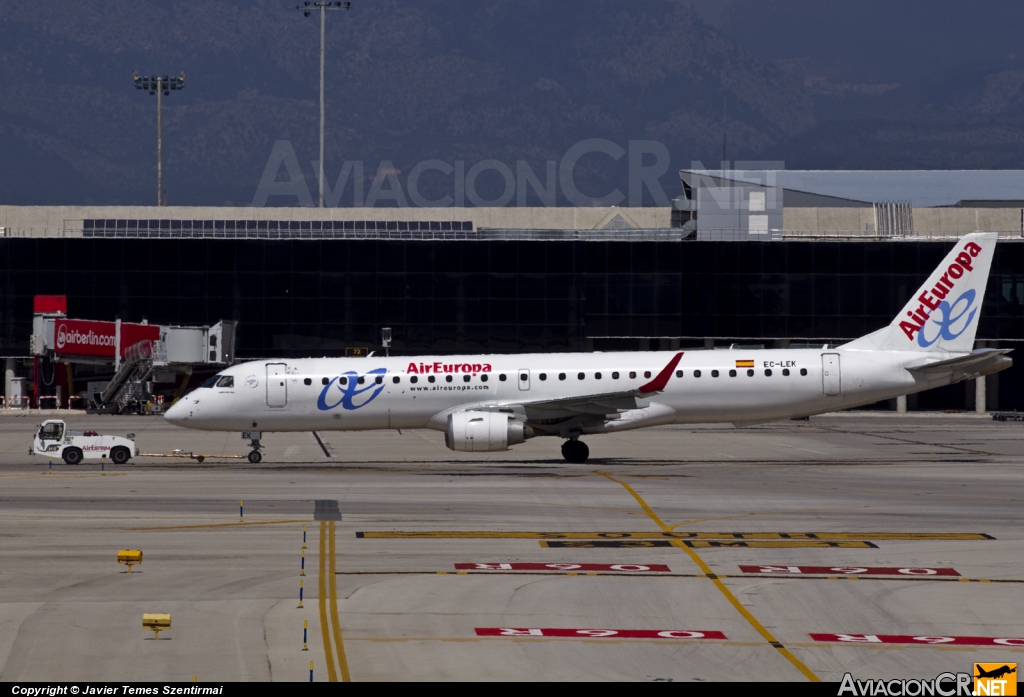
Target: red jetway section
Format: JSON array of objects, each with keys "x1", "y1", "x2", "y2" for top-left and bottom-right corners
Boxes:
[
  {"x1": 53, "y1": 318, "x2": 160, "y2": 359},
  {"x1": 29, "y1": 295, "x2": 235, "y2": 412}
]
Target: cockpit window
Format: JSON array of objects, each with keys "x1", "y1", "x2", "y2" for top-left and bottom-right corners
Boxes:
[
  {"x1": 216, "y1": 376, "x2": 234, "y2": 388},
  {"x1": 199, "y1": 375, "x2": 221, "y2": 388}
]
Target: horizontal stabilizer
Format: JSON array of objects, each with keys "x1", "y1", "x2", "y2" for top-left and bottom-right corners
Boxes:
[{"x1": 906, "y1": 348, "x2": 1012, "y2": 379}]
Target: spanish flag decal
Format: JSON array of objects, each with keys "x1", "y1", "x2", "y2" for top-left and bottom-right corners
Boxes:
[{"x1": 735, "y1": 360, "x2": 755, "y2": 368}]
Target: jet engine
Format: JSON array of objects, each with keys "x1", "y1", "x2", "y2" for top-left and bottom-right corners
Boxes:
[{"x1": 445, "y1": 411, "x2": 532, "y2": 452}]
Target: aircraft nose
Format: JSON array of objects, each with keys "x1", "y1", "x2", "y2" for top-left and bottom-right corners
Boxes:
[{"x1": 163, "y1": 400, "x2": 188, "y2": 425}]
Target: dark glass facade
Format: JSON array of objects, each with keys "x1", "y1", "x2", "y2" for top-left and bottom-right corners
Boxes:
[
  {"x1": 3, "y1": 238, "x2": 1023, "y2": 408},
  {"x1": 81, "y1": 218, "x2": 475, "y2": 237}
]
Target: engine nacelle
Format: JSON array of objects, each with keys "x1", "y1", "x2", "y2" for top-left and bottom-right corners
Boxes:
[{"x1": 445, "y1": 411, "x2": 530, "y2": 452}]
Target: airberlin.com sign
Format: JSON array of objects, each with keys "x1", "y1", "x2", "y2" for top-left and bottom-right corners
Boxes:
[
  {"x1": 55, "y1": 320, "x2": 116, "y2": 357},
  {"x1": 54, "y1": 320, "x2": 159, "y2": 358}
]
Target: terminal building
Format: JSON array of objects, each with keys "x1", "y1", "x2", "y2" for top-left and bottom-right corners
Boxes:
[{"x1": 2, "y1": 168, "x2": 1023, "y2": 412}]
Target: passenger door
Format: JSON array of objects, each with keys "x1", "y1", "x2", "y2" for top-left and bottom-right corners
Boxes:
[
  {"x1": 266, "y1": 363, "x2": 288, "y2": 407},
  {"x1": 518, "y1": 369, "x2": 531, "y2": 391},
  {"x1": 821, "y1": 354, "x2": 841, "y2": 396}
]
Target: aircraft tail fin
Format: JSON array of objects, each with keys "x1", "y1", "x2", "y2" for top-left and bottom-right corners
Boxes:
[{"x1": 844, "y1": 232, "x2": 997, "y2": 353}]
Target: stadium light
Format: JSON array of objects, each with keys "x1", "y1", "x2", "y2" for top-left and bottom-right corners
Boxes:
[
  {"x1": 133, "y1": 71, "x2": 186, "y2": 206},
  {"x1": 296, "y1": 1, "x2": 352, "y2": 208}
]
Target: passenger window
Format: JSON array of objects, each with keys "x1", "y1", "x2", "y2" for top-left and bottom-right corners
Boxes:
[
  {"x1": 675, "y1": 370, "x2": 683, "y2": 378},
  {"x1": 216, "y1": 376, "x2": 234, "y2": 387},
  {"x1": 612, "y1": 372, "x2": 619, "y2": 379},
  {"x1": 392, "y1": 376, "x2": 400, "y2": 384},
  {"x1": 446, "y1": 375, "x2": 453, "y2": 383},
  {"x1": 357, "y1": 377, "x2": 365, "y2": 385},
  {"x1": 782, "y1": 369, "x2": 790, "y2": 376},
  {"x1": 747, "y1": 369, "x2": 754, "y2": 377},
  {"x1": 559, "y1": 373, "x2": 566, "y2": 380},
  {"x1": 694, "y1": 370, "x2": 702, "y2": 378},
  {"x1": 410, "y1": 376, "x2": 418, "y2": 384},
  {"x1": 729, "y1": 369, "x2": 737, "y2": 378},
  {"x1": 480, "y1": 374, "x2": 488, "y2": 382},
  {"x1": 429, "y1": 375, "x2": 436, "y2": 383},
  {"x1": 499, "y1": 374, "x2": 506, "y2": 381},
  {"x1": 765, "y1": 369, "x2": 772, "y2": 377},
  {"x1": 539, "y1": 373, "x2": 547, "y2": 381},
  {"x1": 462, "y1": 375, "x2": 470, "y2": 382},
  {"x1": 303, "y1": 378, "x2": 311, "y2": 386},
  {"x1": 712, "y1": 370, "x2": 719, "y2": 378},
  {"x1": 375, "y1": 376, "x2": 383, "y2": 384},
  {"x1": 595, "y1": 372, "x2": 602, "y2": 379},
  {"x1": 577, "y1": 372, "x2": 585, "y2": 380},
  {"x1": 322, "y1": 377, "x2": 329, "y2": 385},
  {"x1": 340, "y1": 377, "x2": 348, "y2": 386},
  {"x1": 629, "y1": 371, "x2": 636, "y2": 379},
  {"x1": 800, "y1": 368, "x2": 808, "y2": 376},
  {"x1": 644, "y1": 371, "x2": 652, "y2": 378}
]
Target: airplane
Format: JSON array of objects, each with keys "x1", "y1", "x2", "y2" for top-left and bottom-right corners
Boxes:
[
  {"x1": 975, "y1": 665, "x2": 1016, "y2": 680},
  {"x1": 165, "y1": 232, "x2": 1011, "y2": 464}
]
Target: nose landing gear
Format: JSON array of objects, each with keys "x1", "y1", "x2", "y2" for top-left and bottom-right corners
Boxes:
[{"x1": 561, "y1": 439, "x2": 590, "y2": 463}]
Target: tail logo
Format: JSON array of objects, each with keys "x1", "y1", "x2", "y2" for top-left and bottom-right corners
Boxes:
[
  {"x1": 317, "y1": 368, "x2": 387, "y2": 411},
  {"x1": 899, "y1": 240, "x2": 983, "y2": 344},
  {"x1": 917, "y1": 289, "x2": 978, "y2": 348}
]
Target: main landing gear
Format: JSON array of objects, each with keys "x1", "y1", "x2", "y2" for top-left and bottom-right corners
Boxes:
[
  {"x1": 247, "y1": 437, "x2": 263, "y2": 464},
  {"x1": 561, "y1": 439, "x2": 590, "y2": 464}
]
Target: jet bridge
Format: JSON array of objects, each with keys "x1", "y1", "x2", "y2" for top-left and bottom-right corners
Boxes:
[{"x1": 29, "y1": 295, "x2": 236, "y2": 412}]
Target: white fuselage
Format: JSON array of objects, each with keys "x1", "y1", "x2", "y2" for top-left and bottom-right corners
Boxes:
[{"x1": 164, "y1": 348, "x2": 950, "y2": 435}]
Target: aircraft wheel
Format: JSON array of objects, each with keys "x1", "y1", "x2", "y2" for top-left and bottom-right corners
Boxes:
[
  {"x1": 248, "y1": 450, "x2": 263, "y2": 464},
  {"x1": 110, "y1": 447, "x2": 131, "y2": 465},
  {"x1": 62, "y1": 447, "x2": 83, "y2": 465},
  {"x1": 561, "y1": 439, "x2": 590, "y2": 464}
]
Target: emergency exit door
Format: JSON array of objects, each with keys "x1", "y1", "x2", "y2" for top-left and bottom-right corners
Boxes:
[
  {"x1": 518, "y1": 369, "x2": 531, "y2": 391},
  {"x1": 822, "y1": 354, "x2": 841, "y2": 396},
  {"x1": 266, "y1": 363, "x2": 288, "y2": 407}
]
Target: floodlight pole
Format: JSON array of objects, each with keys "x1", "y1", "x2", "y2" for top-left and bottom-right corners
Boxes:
[
  {"x1": 298, "y1": 2, "x2": 351, "y2": 208},
  {"x1": 320, "y1": 6, "x2": 325, "y2": 209},
  {"x1": 134, "y1": 72, "x2": 185, "y2": 207},
  {"x1": 157, "y1": 78, "x2": 163, "y2": 206}
]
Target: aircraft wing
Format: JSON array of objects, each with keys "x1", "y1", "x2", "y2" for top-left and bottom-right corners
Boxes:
[
  {"x1": 906, "y1": 348, "x2": 1012, "y2": 378},
  {"x1": 511, "y1": 352, "x2": 684, "y2": 417},
  {"x1": 520, "y1": 390, "x2": 650, "y2": 416}
]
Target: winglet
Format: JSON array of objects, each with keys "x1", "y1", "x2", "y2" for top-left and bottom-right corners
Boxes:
[{"x1": 639, "y1": 352, "x2": 684, "y2": 393}]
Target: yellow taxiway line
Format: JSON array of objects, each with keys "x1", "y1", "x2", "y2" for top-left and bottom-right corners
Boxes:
[
  {"x1": 126, "y1": 519, "x2": 306, "y2": 531},
  {"x1": 328, "y1": 521, "x2": 352, "y2": 682},
  {"x1": 596, "y1": 470, "x2": 821, "y2": 683},
  {"x1": 317, "y1": 521, "x2": 352, "y2": 681},
  {"x1": 318, "y1": 521, "x2": 338, "y2": 682}
]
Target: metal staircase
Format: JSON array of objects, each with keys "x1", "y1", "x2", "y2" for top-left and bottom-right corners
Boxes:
[{"x1": 99, "y1": 340, "x2": 155, "y2": 411}]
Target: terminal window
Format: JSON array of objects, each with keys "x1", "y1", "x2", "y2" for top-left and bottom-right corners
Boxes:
[{"x1": 82, "y1": 219, "x2": 474, "y2": 238}]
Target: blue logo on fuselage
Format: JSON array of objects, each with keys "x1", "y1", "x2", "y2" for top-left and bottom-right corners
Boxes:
[
  {"x1": 317, "y1": 368, "x2": 388, "y2": 411},
  {"x1": 917, "y1": 289, "x2": 978, "y2": 348}
]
